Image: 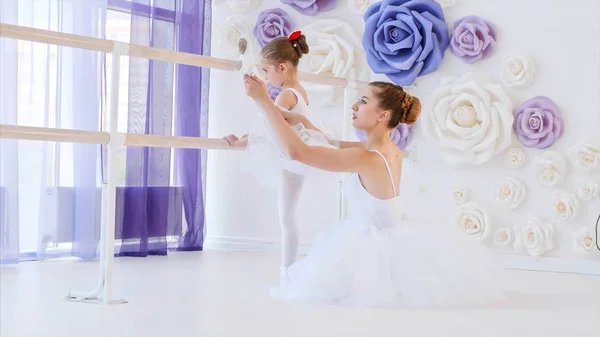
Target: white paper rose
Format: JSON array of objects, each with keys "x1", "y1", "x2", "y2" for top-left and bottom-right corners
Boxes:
[
  {"x1": 572, "y1": 228, "x2": 597, "y2": 253},
  {"x1": 493, "y1": 227, "x2": 512, "y2": 247},
  {"x1": 568, "y1": 137, "x2": 600, "y2": 172},
  {"x1": 533, "y1": 151, "x2": 567, "y2": 187},
  {"x1": 551, "y1": 192, "x2": 579, "y2": 222},
  {"x1": 225, "y1": 0, "x2": 260, "y2": 12},
  {"x1": 514, "y1": 216, "x2": 554, "y2": 258},
  {"x1": 348, "y1": 0, "x2": 372, "y2": 14},
  {"x1": 423, "y1": 73, "x2": 514, "y2": 166},
  {"x1": 451, "y1": 187, "x2": 468, "y2": 204},
  {"x1": 574, "y1": 177, "x2": 599, "y2": 201},
  {"x1": 216, "y1": 16, "x2": 254, "y2": 58},
  {"x1": 501, "y1": 53, "x2": 535, "y2": 87},
  {"x1": 494, "y1": 177, "x2": 527, "y2": 209},
  {"x1": 452, "y1": 202, "x2": 490, "y2": 238},
  {"x1": 504, "y1": 147, "x2": 525, "y2": 169},
  {"x1": 298, "y1": 19, "x2": 369, "y2": 106}
]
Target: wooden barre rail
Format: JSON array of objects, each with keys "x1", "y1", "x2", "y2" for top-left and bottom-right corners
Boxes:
[
  {"x1": 0, "y1": 124, "x2": 408, "y2": 157},
  {"x1": 0, "y1": 23, "x2": 368, "y2": 88},
  {"x1": 0, "y1": 124, "x2": 236, "y2": 150}
]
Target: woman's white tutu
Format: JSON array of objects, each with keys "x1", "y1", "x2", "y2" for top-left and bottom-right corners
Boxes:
[{"x1": 270, "y1": 173, "x2": 508, "y2": 309}]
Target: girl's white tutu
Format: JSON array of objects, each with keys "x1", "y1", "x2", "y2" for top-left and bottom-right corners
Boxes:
[
  {"x1": 271, "y1": 163, "x2": 508, "y2": 309},
  {"x1": 241, "y1": 88, "x2": 339, "y2": 189}
]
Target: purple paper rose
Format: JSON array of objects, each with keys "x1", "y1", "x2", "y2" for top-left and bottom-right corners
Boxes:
[
  {"x1": 449, "y1": 15, "x2": 497, "y2": 64},
  {"x1": 513, "y1": 96, "x2": 564, "y2": 149},
  {"x1": 267, "y1": 83, "x2": 283, "y2": 101},
  {"x1": 280, "y1": 0, "x2": 337, "y2": 16},
  {"x1": 253, "y1": 8, "x2": 295, "y2": 49},
  {"x1": 362, "y1": 0, "x2": 450, "y2": 86},
  {"x1": 355, "y1": 123, "x2": 414, "y2": 150}
]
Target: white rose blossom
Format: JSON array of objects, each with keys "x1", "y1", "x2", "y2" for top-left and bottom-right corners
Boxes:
[
  {"x1": 493, "y1": 227, "x2": 513, "y2": 247},
  {"x1": 223, "y1": 0, "x2": 260, "y2": 13},
  {"x1": 574, "y1": 177, "x2": 599, "y2": 201},
  {"x1": 215, "y1": 16, "x2": 254, "y2": 58},
  {"x1": 451, "y1": 202, "x2": 490, "y2": 238},
  {"x1": 551, "y1": 192, "x2": 579, "y2": 222},
  {"x1": 572, "y1": 228, "x2": 597, "y2": 253},
  {"x1": 451, "y1": 187, "x2": 468, "y2": 204},
  {"x1": 494, "y1": 177, "x2": 527, "y2": 209},
  {"x1": 423, "y1": 73, "x2": 514, "y2": 166},
  {"x1": 298, "y1": 19, "x2": 370, "y2": 106},
  {"x1": 514, "y1": 216, "x2": 554, "y2": 258},
  {"x1": 568, "y1": 137, "x2": 600, "y2": 172},
  {"x1": 437, "y1": 0, "x2": 457, "y2": 8},
  {"x1": 348, "y1": 0, "x2": 372, "y2": 14},
  {"x1": 533, "y1": 151, "x2": 568, "y2": 187},
  {"x1": 504, "y1": 147, "x2": 525, "y2": 169},
  {"x1": 501, "y1": 53, "x2": 535, "y2": 87}
]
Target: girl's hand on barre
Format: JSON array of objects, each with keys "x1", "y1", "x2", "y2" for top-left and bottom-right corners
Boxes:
[{"x1": 243, "y1": 73, "x2": 270, "y2": 103}]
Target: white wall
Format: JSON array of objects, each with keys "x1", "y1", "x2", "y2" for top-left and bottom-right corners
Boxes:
[{"x1": 206, "y1": 0, "x2": 600, "y2": 272}]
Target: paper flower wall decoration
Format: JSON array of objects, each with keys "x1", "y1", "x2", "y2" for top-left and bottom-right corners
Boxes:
[
  {"x1": 572, "y1": 228, "x2": 597, "y2": 253},
  {"x1": 423, "y1": 73, "x2": 514, "y2": 166},
  {"x1": 568, "y1": 137, "x2": 600, "y2": 171},
  {"x1": 355, "y1": 123, "x2": 414, "y2": 150},
  {"x1": 532, "y1": 150, "x2": 567, "y2": 187},
  {"x1": 551, "y1": 192, "x2": 579, "y2": 222},
  {"x1": 253, "y1": 8, "x2": 295, "y2": 48},
  {"x1": 280, "y1": 0, "x2": 337, "y2": 16},
  {"x1": 513, "y1": 96, "x2": 564, "y2": 149},
  {"x1": 267, "y1": 83, "x2": 283, "y2": 102},
  {"x1": 449, "y1": 15, "x2": 497, "y2": 64},
  {"x1": 514, "y1": 216, "x2": 554, "y2": 258},
  {"x1": 221, "y1": 0, "x2": 261, "y2": 13},
  {"x1": 452, "y1": 202, "x2": 490, "y2": 238},
  {"x1": 216, "y1": 16, "x2": 253, "y2": 58},
  {"x1": 501, "y1": 53, "x2": 535, "y2": 87},
  {"x1": 348, "y1": 0, "x2": 372, "y2": 14},
  {"x1": 298, "y1": 18, "x2": 369, "y2": 105},
  {"x1": 574, "y1": 177, "x2": 599, "y2": 201},
  {"x1": 504, "y1": 147, "x2": 525, "y2": 169},
  {"x1": 362, "y1": 0, "x2": 450, "y2": 85},
  {"x1": 494, "y1": 177, "x2": 527, "y2": 209},
  {"x1": 493, "y1": 228, "x2": 512, "y2": 247}
]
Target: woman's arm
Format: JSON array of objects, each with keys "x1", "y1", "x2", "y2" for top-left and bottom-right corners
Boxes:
[
  {"x1": 277, "y1": 107, "x2": 365, "y2": 149},
  {"x1": 244, "y1": 74, "x2": 375, "y2": 173}
]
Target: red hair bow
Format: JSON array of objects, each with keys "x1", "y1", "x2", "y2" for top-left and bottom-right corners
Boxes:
[{"x1": 288, "y1": 30, "x2": 302, "y2": 41}]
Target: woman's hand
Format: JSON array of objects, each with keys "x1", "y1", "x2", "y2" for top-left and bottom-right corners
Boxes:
[{"x1": 243, "y1": 73, "x2": 270, "y2": 103}]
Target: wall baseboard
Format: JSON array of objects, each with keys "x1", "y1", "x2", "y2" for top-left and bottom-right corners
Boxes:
[{"x1": 204, "y1": 236, "x2": 600, "y2": 276}]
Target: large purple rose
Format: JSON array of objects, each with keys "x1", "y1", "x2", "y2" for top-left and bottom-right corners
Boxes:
[
  {"x1": 253, "y1": 8, "x2": 295, "y2": 48},
  {"x1": 513, "y1": 96, "x2": 564, "y2": 149},
  {"x1": 267, "y1": 83, "x2": 283, "y2": 101},
  {"x1": 449, "y1": 15, "x2": 497, "y2": 64},
  {"x1": 362, "y1": 0, "x2": 450, "y2": 86},
  {"x1": 280, "y1": 0, "x2": 337, "y2": 16},
  {"x1": 355, "y1": 123, "x2": 414, "y2": 150}
]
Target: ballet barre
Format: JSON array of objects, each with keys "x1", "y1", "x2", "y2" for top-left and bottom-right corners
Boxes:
[{"x1": 0, "y1": 23, "x2": 393, "y2": 305}]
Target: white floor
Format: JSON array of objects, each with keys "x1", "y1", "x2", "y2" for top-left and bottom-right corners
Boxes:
[{"x1": 1, "y1": 250, "x2": 599, "y2": 337}]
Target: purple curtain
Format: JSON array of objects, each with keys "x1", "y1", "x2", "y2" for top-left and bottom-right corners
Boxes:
[
  {"x1": 173, "y1": 0, "x2": 211, "y2": 251},
  {"x1": 112, "y1": 0, "x2": 210, "y2": 256}
]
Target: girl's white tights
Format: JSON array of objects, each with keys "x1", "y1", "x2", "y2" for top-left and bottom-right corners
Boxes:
[{"x1": 277, "y1": 169, "x2": 304, "y2": 278}]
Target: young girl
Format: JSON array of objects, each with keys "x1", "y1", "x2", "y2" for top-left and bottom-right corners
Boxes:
[
  {"x1": 242, "y1": 74, "x2": 508, "y2": 309},
  {"x1": 223, "y1": 31, "x2": 336, "y2": 286}
]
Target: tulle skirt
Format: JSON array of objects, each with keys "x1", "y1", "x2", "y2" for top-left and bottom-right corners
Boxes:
[
  {"x1": 270, "y1": 217, "x2": 508, "y2": 309},
  {"x1": 241, "y1": 114, "x2": 339, "y2": 189}
]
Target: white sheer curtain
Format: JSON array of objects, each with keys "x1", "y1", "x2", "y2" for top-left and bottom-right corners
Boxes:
[{"x1": 0, "y1": 0, "x2": 106, "y2": 263}]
